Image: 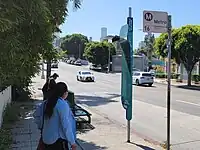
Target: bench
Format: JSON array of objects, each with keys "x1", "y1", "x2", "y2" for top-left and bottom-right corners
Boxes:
[{"x1": 67, "y1": 91, "x2": 92, "y2": 125}]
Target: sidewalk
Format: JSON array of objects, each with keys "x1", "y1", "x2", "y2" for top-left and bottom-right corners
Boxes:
[
  {"x1": 11, "y1": 100, "x2": 162, "y2": 150},
  {"x1": 154, "y1": 78, "x2": 200, "y2": 90},
  {"x1": 10, "y1": 75, "x2": 163, "y2": 150}
]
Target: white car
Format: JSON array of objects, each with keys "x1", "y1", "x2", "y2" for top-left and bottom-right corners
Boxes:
[
  {"x1": 77, "y1": 71, "x2": 95, "y2": 82},
  {"x1": 149, "y1": 69, "x2": 156, "y2": 76},
  {"x1": 132, "y1": 71, "x2": 154, "y2": 86}
]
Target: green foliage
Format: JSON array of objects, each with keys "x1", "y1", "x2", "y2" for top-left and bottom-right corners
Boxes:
[
  {"x1": 0, "y1": 0, "x2": 82, "y2": 93},
  {"x1": 154, "y1": 25, "x2": 200, "y2": 86},
  {"x1": 61, "y1": 34, "x2": 89, "y2": 59},
  {"x1": 155, "y1": 73, "x2": 180, "y2": 79},
  {"x1": 84, "y1": 41, "x2": 116, "y2": 66},
  {"x1": 135, "y1": 34, "x2": 156, "y2": 59},
  {"x1": 192, "y1": 74, "x2": 200, "y2": 83}
]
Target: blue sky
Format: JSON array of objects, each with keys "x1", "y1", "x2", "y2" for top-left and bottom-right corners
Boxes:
[{"x1": 60, "y1": 0, "x2": 200, "y2": 49}]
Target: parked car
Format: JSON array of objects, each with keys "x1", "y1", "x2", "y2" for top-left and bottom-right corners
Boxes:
[
  {"x1": 51, "y1": 61, "x2": 58, "y2": 68},
  {"x1": 74, "y1": 60, "x2": 82, "y2": 66},
  {"x1": 77, "y1": 71, "x2": 95, "y2": 82},
  {"x1": 89, "y1": 64, "x2": 101, "y2": 71},
  {"x1": 132, "y1": 71, "x2": 154, "y2": 86},
  {"x1": 133, "y1": 68, "x2": 140, "y2": 73},
  {"x1": 149, "y1": 69, "x2": 156, "y2": 77},
  {"x1": 67, "y1": 60, "x2": 71, "y2": 64},
  {"x1": 71, "y1": 60, "x2": 75, "y2": 65}
]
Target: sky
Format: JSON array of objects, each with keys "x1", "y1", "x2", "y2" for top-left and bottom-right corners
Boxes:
[{"x1": 60, "y1": 0, "x2": 200, "y2": 49}]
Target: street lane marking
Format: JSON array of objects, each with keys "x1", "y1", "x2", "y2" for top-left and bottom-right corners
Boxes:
[{"x1": 176, "y1": 100, "x2": 200, "y2": 107}]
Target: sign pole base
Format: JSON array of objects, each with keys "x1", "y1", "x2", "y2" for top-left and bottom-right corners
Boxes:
[{"x1": 127, "y1": 120, "x2": 131, "y2": 143}]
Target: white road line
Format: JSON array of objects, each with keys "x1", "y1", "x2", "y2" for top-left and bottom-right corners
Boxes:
[{"x1": 176, "y1": 100, "x2": 200, "y2": 107}]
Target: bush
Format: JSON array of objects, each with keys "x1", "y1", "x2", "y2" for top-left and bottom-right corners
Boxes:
[
  {"x1": 155, "y1": 73, "x2": 180, "y2": 79},
  {"x1": 155, "y1": 73, "x2": 166, "y2": 78},
  {"x1": 192, "y1": 75, "x2": 200, "y2": 83}
]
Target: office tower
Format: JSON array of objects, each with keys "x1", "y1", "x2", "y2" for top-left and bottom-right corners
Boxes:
[{"x1": 100, "y1": 27, "x2": 107, "y2": 41}]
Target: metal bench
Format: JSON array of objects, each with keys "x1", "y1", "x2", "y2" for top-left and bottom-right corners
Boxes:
[{"x1": 67, "y1": 91, "x2": 92, "y2": 125}]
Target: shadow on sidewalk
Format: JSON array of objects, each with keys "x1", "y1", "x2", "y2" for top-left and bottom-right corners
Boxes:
[
  {"x1": 176, "y1": 85, "x2": 200, "y2": 91},
  {"x1": 75, "y1": 93, "x2": 120, "y2": 107},
  {"x1": 128, "y1": 142, "x2": 156, "y2": 150},
  {"x1": 77, "y1": 139, "x2": 107, "y2": 150}
]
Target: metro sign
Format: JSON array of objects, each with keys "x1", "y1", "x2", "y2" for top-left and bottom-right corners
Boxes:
[{"x1": 143, "y1": 10, "x2": 168, "y2": 33}]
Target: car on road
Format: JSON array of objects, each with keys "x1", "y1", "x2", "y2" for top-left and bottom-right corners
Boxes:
[
  {"x1": 51, "y1": 61, "x2": 58, "y2": 68},
  {"x1": 77, "y1": 71, "x2": 95, "y2": 82},
  {"x1": 132, "y1": 71, "x2": 154, "y2": 86}
]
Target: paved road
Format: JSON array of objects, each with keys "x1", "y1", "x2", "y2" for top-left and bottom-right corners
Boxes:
[{"x1": 55, "y1": 62, "x2": 200, "y2": 150}]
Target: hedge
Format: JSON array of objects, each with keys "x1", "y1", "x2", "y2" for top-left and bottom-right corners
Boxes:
[
  {"x1": 156, "y1": 73, "x2": 200, "y2": 82},
  {"x1": 155, "y1": 73, "x2": 180, "y2": 79},
  {"x1": 192, "y1": 75, "x2": 200, "y2": 82}
]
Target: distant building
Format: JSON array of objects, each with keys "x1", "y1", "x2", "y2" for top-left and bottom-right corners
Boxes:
[{"x1": 100, "y1": 27, "x2": 107, "y2": 41}]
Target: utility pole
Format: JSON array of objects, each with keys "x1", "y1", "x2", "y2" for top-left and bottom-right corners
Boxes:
[
  {"x1": 166, "y1": 15, "x2": 172, "y2": 150},
  {"x1": 107, "y1": 48, "x2": 111, "y2": 73}
]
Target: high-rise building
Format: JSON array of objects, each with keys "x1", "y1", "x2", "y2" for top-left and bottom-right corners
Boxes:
[{"x1": 100, "y1": 27, "x2": 107, "y2": 41}]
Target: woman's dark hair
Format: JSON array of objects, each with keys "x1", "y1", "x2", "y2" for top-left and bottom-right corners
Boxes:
[{"x1": 44, "y1": 82, "x2": 68, "y2": 118}]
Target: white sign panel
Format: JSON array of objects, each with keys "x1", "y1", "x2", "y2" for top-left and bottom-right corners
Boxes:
[{"x1": 143, "y1": 10, "x2": 168, "y2": 33}]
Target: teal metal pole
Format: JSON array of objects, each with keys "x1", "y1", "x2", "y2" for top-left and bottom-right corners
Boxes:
[{"x1": 126, "y1": 7, "x2": 133, "y2": 143}]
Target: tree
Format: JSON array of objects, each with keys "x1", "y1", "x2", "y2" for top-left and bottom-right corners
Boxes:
[
  {"x1": 154, "y1": 25, "x2": 200, "y2": 86},
  {"x1": 0, "y1": 0, "x2": 82, "y2": 98},
  {"x1": 61, "y1": 34, "x2": 89, "y2": 59},
  {"x1": 44, "y1": 0, "x2": 82, "y2": 79},
  {"x1": 84, "y1": 41, "x2": 116, "y2": 67},
  {"x1": 135, "y1": 34, "x2": 156, "y2": 60}
]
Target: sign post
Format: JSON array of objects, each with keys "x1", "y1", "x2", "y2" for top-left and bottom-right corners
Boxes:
[
  {"x1": 112, "y1": 7, "x2": 133, "y2": 143},
  {"x1": 126, "y1": 7, "x2": 133, "y2": 143},
  {"x1": 143, "y1": 10, "x2": 172, "y2": 150}
]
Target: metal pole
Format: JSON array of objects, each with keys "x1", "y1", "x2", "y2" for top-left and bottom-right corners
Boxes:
[
  {"x1": 107, "y1": 48, "x2": 110, "y2": 73},
  {"x1": 167, "y1": 15, "x2": 172, "y2": 150},
  {"x1": 127, "y1": 6, "x2": 132, "y2": 143},
  {"x1": 127, "y1": 120, "x2": 130, "y2": 142},
  {"x1": 41, "y1": 60, "x2": 45, "y2": 79},
  {"x1": 147, "y1": 32, "x2": 152, "y2": 66}
]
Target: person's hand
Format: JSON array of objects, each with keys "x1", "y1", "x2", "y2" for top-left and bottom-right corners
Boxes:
[{"x1": 71, "y1": 144, "x2": 76, "y2": 150}]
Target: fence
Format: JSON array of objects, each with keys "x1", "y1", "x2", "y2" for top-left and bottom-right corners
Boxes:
[{"x1": 0, "y1": 86, "x2": 12, "y2": 127}]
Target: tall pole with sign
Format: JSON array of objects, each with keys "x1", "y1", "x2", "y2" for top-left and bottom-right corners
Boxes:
[
  {"x1": 112, "y1": 7, "x2": 133, "y2": 143},
  {"x1": 143, "y1": 10, "x2": 172, "y2": 150},
  {"x1": 126, "y1": 7, "x2": 133, "y2": 143}
]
